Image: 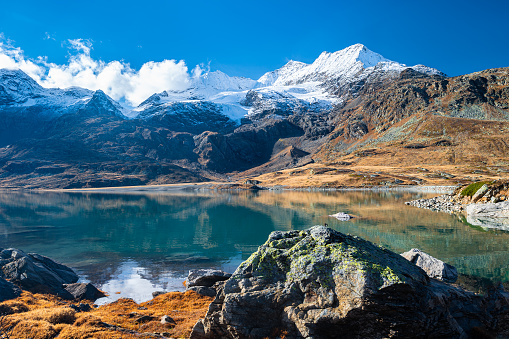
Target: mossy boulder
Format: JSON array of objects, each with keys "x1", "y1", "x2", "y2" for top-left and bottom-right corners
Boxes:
[{"x1": 191, "y1": 226, "x2": 506, "y2": 338}]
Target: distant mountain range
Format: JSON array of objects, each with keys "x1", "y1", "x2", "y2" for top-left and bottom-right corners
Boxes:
[{"x1": 0, "y1": 44, "x2": 507, "y2": 188}]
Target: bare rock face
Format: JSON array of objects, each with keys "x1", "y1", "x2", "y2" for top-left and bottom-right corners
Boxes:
[
  {"x1": 0, "y1": 248, "x2": 78, "y2": 298},
  {"x1": 0, "y1": 248, "x2": 101, "y2": 301},
  {"x1": 191, "y1": 226, "x2": 509, "y2": 339},
  {"x1": 401, "y1": 248, "x2": 458, "y2": 283}
]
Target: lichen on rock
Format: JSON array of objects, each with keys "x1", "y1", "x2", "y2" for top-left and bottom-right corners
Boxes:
[{"x1": 235, "y1": 226, "x2": 423, "y2": 293}]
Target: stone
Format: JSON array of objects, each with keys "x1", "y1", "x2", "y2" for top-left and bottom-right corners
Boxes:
[
  {"x1": 69, "y1": 303, "x2": 92, "y2": 312},
  {"x1": 160, "y1": 315, "x2": 177, "y2": 325},
  {"x1": 0, "y1": 276, "x2": 21, "y2": 302},
  {"x1": 328, "y1": 212, "x2": 352, "y2": 221},
  {"x1": 64, "y1": 283, "x2": 106, "y2": 301},
  {"x1": 466, "y1": 201, "x2": 509, "y2": 231},
  {"x1": 152, "y1": 291, "x2": 167, "y2": 298},
  {"x1": 0, "y1": 248, "x2": 78, "y2": 298},
  {"x1": 191, "y1": 226, "x2": 509, "y2": 339},
  {"x1": 135, "y1": 315, "x2": 155, "y2": 323},
  {"x1": 186, "y1": 269, "x2": 231, "y2": 288},
  {"x1": 472, "y1": 184, "x2": 489, "y2": 202},
  {"x1": 187, "y1": 286, "x2": 217, "y2": 297},
  {"x1": 401, "y1": 248, "x2": 458, "y2": 283}
]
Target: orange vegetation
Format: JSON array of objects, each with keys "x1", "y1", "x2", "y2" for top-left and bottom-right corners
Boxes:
[{"x1": 0, "y1": 291, "x2": 212, "y2": 339}]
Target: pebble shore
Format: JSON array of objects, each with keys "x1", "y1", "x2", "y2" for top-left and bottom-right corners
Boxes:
[{"x1": 405, "y1": 194, "x2": 463, "y2": 213}]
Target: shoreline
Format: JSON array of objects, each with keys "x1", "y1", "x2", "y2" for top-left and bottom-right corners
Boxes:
[{"x1": 32, "y1": 183, "x2": 457, "y2": 195}]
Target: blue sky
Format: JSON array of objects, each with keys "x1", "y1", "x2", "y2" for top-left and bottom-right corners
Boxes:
[
  {"x1": 1, "y1": 0, "x2": 508, "y2": 79},
  {"x1": 0, "y1": 0, "x2": 508, "y2": 107}
]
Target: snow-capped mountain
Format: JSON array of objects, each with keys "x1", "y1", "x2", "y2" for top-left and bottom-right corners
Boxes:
[
  {"x1": 0, "y1": 69, "x2": 125, "y2": 119},
  {"x1": 259, "y1": 44, "x2": 443, "y2": 87},
  {"x1": 0, "y1": 44, "x2": 444, "y2": 131},
  {"x1": 133, "y1": 71, "x2": 255, "y2": 124},
  {"x1": 134, "y1": 43, "x2": 444, "y2": 124}
]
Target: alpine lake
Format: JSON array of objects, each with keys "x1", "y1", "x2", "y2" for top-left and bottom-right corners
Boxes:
[{"x1": 0, "y1": 188, "x2": 508, "y2": 304}]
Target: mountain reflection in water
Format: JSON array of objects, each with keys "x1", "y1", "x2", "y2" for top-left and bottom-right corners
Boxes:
[{"x1": 0, "y1": 189, "x2": 508, "y2": 301}]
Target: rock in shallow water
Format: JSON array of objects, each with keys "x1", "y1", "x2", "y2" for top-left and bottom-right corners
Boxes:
[
  {"x1": 328, "y1": 212, "x2": 352, "y2": 221},
  {"x1": 466, "y1": 201, "x2": 509, "y2": 231},
  {"x1": 191, "y1": 226, "x2": 509, "y2": 339},
  {"x1": 401, "y1": 248, "x2": 458, "y2": 283}
]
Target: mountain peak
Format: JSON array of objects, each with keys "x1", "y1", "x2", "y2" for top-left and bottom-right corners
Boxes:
[
  {"x1": 79, "y1": 89, "x2": 125, "y2": 118},
  {"x1": 315, "y1": 44, "x2": 388, "y2": 71},
  {"x1": 0, "y1": 68, "x2": 44, "y2": 97}
]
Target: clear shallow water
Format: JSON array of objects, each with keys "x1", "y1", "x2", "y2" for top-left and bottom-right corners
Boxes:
[{"x1": 0, "y1": 189, "x2": 508, "y2": 303}]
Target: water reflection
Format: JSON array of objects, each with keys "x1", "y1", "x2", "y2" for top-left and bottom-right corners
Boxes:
[{"x1": 0, "y1": 189, "x2": 508, "y2": 301}]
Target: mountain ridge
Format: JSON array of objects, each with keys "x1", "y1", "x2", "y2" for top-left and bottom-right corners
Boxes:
[{"x1": 0, "y1": 44, "x2": 507, "y2": 189}]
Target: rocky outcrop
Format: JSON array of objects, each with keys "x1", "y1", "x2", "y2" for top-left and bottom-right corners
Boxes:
[
  {"x1": 194, "y1": 119, "x2": 304, "y2": 172},
  {"x1": 191, "y1": 226, "x2": 509, "y2": 339},
  {"x1": 466, "y1": 201, "x2": 509, "y2": 231},
  {"x1": 401, "y1": 248, "x2": 458, "y2": 283},
  {"x1": 0, "y1": 248, "x2": 104, "y2": 301},
  {"x1": 0, "y1": 248, "x2": 78, "y2": 298}
]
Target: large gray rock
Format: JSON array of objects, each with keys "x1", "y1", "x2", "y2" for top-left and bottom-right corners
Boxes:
[
  {"x1": 0, "y1": 276, "x2": 21, "y2": 301},
  {"x1": 0, "y1": 248, "x2": 78, "y2": 298},
  {"x1": 191, "y1": 226, "x2": 509, "y2": 339},
  {"x1": 401, "y1": 248, "x2": 458, "y2": 283},
  {"x1": 63, "y1": 283, "x2": 105, "y2": 301},
  {"x1": 466, "y1": 201, "x2": 509, "y2": 230},
  {"x1": 186, "y1": 269, "x2": 231, "y2": 288}
]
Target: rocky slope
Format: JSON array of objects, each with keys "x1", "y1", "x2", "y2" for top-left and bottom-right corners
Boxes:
[{"x1": 0, "y1": 45, "x2": 508, "y2": 188}]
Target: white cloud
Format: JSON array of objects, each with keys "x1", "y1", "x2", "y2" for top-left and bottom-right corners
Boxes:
[{"x1": 0, "y1": 36, "x2": 191, "y2": 107}]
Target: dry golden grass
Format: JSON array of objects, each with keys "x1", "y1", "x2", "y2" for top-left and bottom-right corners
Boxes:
[{"x1": 0, "y1": 291, "x2": 212, "y2": 339}]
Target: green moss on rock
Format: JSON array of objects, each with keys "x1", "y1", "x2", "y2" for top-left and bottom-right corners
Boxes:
[
  {"x1": 460, "y1": 181, "x2": 490, "y2": 197},
  {"x1": 233, "y1": 226, "x2": 425, "y2": 292}
]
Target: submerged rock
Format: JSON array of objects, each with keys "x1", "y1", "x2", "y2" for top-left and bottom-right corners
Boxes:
[
  {"x1": 401, "y1": 248, "x2": 458, "y2": 283},
  {"x1": 191, "y1": 226, "x2": 509, "y2": 338}
]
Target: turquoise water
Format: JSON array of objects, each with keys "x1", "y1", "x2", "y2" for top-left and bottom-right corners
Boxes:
[{"x1": 0, "y1": 189, "x2": 508, "y2": 303}]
